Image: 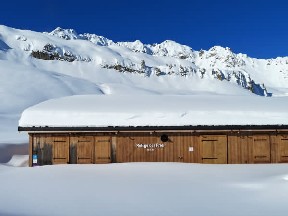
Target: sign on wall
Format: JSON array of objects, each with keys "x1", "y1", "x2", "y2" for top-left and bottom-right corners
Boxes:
[
  {"x1": 135, "y1": 143, "x2": 166, "y2": 152},
  {"x1": 32, "y1": 154, "x2": 38, "y2": 164}
]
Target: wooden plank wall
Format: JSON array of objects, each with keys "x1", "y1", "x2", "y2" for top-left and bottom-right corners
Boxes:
[
  {"x1": 228, "y1": 134, "x2": 273, "y2": 164},
  {"x1": 29, "y1": 133, "x2": 113, "y2": 166},
  {"x1": 28, "y1": 131, "x2": 288, "y2": 166},
  {"x1": 29, "y1": 134, "x2": 33, "y2": 167},
  {"x1": 30, "y1": 134, "x2": 69, "y2": 165},
  {"x1": 116, "y1": 132, "x2": 201, "y2": 163}
]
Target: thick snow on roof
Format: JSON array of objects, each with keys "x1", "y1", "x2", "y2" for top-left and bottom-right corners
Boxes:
[{"x1": 19, "y1": 94, "x2": 288, "y2": 127}]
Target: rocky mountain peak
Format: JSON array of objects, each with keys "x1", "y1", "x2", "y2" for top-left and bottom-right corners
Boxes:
[
  {"x1": 150, "y1": 40, "x2": 195, "y2": 59},
  {"x1": 116, "y1": 40, "x2": 152, "y2": 54},
  {"x1": 48, "y1": 27, "x2": 79, "y2": 40}
]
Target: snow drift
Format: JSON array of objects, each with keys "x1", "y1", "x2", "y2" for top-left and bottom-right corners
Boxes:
[{"x1": 0, "y1": 163, "x2": 288, "y2": 216}]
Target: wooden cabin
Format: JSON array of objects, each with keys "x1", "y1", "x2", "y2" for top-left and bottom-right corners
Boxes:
[{"x1": 18, "y1": 95, "x2": 288, "y2": 166}]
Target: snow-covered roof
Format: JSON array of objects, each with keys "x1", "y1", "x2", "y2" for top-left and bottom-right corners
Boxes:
[{"x1": 18, "y1": 95, "x2": 288, "y2": 129}]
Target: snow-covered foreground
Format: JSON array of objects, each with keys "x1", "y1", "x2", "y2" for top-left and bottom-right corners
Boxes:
[{"x1": 0, "y1": 161, "x2": 288, "y2": 216}]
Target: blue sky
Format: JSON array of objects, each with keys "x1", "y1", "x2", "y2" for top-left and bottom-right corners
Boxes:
[{"x1": 1, "y1": 0, "x2": 288, "y2": 58}]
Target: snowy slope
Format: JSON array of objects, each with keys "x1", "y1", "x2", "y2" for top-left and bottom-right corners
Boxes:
[{"x1": 0, "y1": 25, "x2": 288, "y2": 143}]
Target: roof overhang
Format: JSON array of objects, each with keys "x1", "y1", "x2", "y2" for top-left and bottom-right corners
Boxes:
[{"x1": 18, "y1": 125, "x2": 288, "y2": 132}]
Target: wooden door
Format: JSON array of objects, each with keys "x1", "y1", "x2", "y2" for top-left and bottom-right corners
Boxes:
[
  {"x1": 52, "y1": 136, "x2": 69, "y2": 164},
  {"x1": 228, "y1": 135, "x2": 249, "y2": 164},
  {"x1": 278, "y1": 136, "x2": 288, "y2": 163},
  {"x1": 252, "y1": 135, "x2": 270, "y2": 163},
  {"x1": 176, "y1": 137, "x2": 185, "y2": 163},
  {"x1": 169, "y1": 134, "x2": 185, "y2": 162},
  {"x1": 95, "y1": 136, "x2": 111, "y2": 163},
  {"x1": 201, "y1": 135, "x2": 227, "y2": 164},
  {"x1": 173, "y1": 135, "x2": 200, "y2": 163},
  {"x1": 181, "y1": 135, "x2": 199, "y2": 163},
  {"x1": 76, "y1": 136, "x2": 94, "y2": 164}
]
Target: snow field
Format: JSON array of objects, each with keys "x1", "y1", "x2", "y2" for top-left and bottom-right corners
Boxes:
[{"x1": 0, "y1": 163, "x2": 288, "y2": 216}]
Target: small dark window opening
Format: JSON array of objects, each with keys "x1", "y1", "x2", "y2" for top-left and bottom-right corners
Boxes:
[{"x1": 161, "y1": 134, "x2": 169, "y2": 142}]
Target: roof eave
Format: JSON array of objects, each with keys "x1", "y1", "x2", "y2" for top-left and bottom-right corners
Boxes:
[{"x1": 18, "y1": 125, "x2": 288, "y2": 132}]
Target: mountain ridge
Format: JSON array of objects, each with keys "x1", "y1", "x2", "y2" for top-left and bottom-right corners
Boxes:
[
  {"x1": 1, "y1": 24, "x2": 288, "y2": 98},
  {"x1": 43, "y1": 26, "x2": 287, "y2": 97}
]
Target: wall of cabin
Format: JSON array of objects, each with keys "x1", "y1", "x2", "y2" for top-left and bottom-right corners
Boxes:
[{"x1": 28, "y1": 131, "x2": 288, "y2": 166}]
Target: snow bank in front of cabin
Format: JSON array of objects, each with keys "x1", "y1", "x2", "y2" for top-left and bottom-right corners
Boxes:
[
  {"x1": 19, "y1": 94, "x2": 288, "y2": 127},
  {"x1": 6, "y1": 155, "x2": 28, "y2": 167},
  {"x1": 0, "y1": 144, "x2": 28, "y2": 163},
  {"x1": 0, "y1": 163, "x2": 288, "y2": 216}
]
